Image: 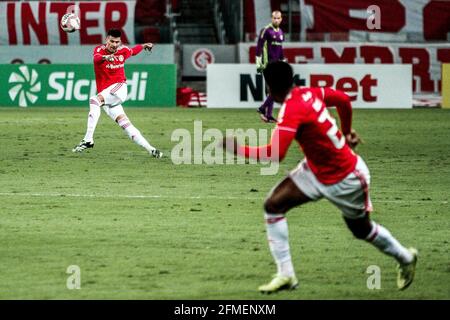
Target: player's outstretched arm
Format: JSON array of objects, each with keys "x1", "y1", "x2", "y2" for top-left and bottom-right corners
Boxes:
[
  {"x1": 129, "y1": 43, "x2": 153, "y2": 57},
  {"x1": 126, "y1": 43, "x2": 151, "y2": 57},
  {"x1": 221, "y1": 127, "x2": 295, "y2": 162}
]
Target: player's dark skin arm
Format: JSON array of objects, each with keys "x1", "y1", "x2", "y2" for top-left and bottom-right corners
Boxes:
[{"x1": 323, "y1": 89, "x2": 362, "y2": 149}]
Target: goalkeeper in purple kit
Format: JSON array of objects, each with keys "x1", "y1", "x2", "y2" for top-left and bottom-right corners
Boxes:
[{"x1": 255, "y1": 10, "x2": 285, "y2": 123}]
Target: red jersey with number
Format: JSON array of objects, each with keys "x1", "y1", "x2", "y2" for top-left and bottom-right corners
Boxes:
[
  {"x1": 278, "y1": 87, "x2": 357, "y2": 184},
  {"x1": 93, "y1": 44, "x2": 143, "y2": 92}
]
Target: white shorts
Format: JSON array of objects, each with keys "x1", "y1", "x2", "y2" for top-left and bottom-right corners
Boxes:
[
  {"x1": 289, "y1": 156, "x2": 373, "y2": 219},
  {"x1": 99, "y1": 82, "x2": 127, "y2": 107},
  {"x1": 99, "y1": 82, "x2": 128, "y2": 120}
]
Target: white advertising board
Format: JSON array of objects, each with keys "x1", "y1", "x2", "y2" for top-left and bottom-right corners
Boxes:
[{"x1": 207, "y1": 64, "x2": 412, "y2": 109}]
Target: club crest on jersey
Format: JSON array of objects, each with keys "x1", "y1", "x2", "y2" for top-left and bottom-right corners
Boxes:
[{"x1": 118, "y1": 55, "x2": 124, "y2": 62}]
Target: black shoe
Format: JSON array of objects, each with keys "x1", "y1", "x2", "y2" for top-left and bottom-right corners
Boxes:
[
  {"x1": 266, "y1": 115, "x2": 277, "y2": 123},
  {"x1": 257, "y1": 106, "x2": 267, "y2": 115},
  {"x1": 257, "y1": 107, "x2": 277, "y2": 123},
  {"x1": 257, "y1": 106, "x2": 270, "y2": 122},
  {"x1": 150, "y1": 148, "x2": 163, "y2": 158},
  {"x1": 72, "y1": 140, "x2": 94, "y2": 153}
]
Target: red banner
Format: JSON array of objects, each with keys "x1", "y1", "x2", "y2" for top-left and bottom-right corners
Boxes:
[
  {"x1": 0, "y1": 1, "x2": 136, "y2": 45},
  {"x1": 245, "y1": 0, "x2": 450, "y2": 42},
  {"x1": 300, "y1": 0, "x2": 450, "y2": 41},
  {"x1": 240, "y1": 42, "x2": 450, "y2": 94}
]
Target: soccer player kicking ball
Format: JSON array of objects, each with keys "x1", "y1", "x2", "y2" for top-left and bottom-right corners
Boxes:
[
  {"x1": 223, "y1": 61, "x2": 418, "y2": 294},
  {"x1": 72, "y1": 28, "x2": 163, "y2": 158}
]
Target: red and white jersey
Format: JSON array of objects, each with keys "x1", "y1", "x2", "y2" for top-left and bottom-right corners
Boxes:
[
  {"x1": 277, "y1": 87, "x2": 357, "y2": 184},
  {"x1": 93, "y1": 44, "x2": 143, "y2": 92}
]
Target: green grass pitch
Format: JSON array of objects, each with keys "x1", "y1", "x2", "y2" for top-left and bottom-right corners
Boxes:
[{"x1": 0, "y1": 107, "x2": 449, "y2": 299}]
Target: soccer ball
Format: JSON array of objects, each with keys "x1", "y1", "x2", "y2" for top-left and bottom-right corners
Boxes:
[{"x1": 60, "y1": 13, "x2": 80, "y2": 33}]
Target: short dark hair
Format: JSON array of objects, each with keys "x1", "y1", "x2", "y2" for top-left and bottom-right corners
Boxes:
[
  {"x1": 263, "y1": 61, "x2": 294, "y2": 96},
  {"x1": 107, "y1": 28, "x2": 122, "y2": 38}
]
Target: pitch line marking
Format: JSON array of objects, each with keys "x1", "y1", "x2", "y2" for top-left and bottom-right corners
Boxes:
[{"x1": 0, "y1": 192, "x2": 447, "y2": 204}]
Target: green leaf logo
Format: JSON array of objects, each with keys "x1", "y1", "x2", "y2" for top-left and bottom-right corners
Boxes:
[{"x1": 8, "y1": 66, "x2": 41, "y2": 107}]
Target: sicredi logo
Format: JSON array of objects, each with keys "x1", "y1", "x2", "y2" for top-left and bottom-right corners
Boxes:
[
  {"x1": 46, "y1": 71, "x2": 148, "y2": 101},
  {"x1": 8, "y1": 66, "x2": 41, "y2": 107},
  {"x1": 2, "y1": 64, "x2": 174, "y2": 107}
]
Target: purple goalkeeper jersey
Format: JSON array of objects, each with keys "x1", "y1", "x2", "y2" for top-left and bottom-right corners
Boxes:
[{"x1": 255, "y1": 24, "x2": 285, "y2": 66}]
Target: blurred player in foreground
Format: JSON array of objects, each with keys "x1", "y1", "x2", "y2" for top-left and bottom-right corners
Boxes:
[
  {"x1": 255, "y1": 10, "x2": 285, "y2": 123},
  {"x1": 72, "y1": 28, "x2": 163, "y2": 158},
  {"x1": 223, "y1": 61, "x2": 418, "y2": 293}
]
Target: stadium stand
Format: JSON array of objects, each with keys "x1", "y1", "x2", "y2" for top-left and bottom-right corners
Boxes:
[
  {"x1": 134, "y1": 0, "x2": 170, "y2": 43},
  {"x1": 175, "y1": 0, "x2": 218, "y2": 44}
]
